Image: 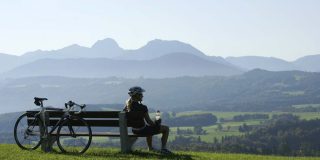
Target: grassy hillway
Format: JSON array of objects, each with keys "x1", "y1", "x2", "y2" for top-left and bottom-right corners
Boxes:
[{"x1": 1, "y1": 144, "x2": 320, "y2": 160}]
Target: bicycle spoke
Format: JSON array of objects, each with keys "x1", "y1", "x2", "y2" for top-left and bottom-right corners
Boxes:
[
  {"x1": 74, "y1": 126, "x2": 81, "y2": 133},
  {"x1": 80, "y1": 139, "x2": 86, "y2": 146},
  {"x1": 14, "y1": 113, "x2": 41, "y2": 150},
  {"x1": 57, "y1": 117, "x2": 91, "y2": 154}
]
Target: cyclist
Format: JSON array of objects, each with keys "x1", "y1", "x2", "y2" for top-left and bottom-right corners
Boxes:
[{"x1": 123, "y1": 86, "x2": 172, "y2": 154}]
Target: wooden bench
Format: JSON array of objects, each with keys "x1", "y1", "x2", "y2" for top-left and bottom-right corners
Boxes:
[{"x1": 26, "y1": 110, "x2": 148, "y2": 153}]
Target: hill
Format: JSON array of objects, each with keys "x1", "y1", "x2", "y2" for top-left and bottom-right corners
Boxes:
[
  {"x1": 0, "y1": 144, "x2": 319, "y2": 160},
  {"x1": 294, "y1": 54, "x2": 320, "y2": 72},
  {"x1": 0, "y1": 53, "x2": 20, "y2": 73},
  {"x1": 0, "y1": 69, "x2": 320, "y2": 113},
  {"x1": 3, "y1": 52, "x2": 242, "y2": 78},
  {"x1": 226, "y1": 56, "x2": 298, "y2": 71}
]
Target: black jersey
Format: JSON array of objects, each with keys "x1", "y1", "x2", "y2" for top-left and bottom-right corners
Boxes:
[{"x1": 124, "y1": 101, "x2": 148, "y2": 128}]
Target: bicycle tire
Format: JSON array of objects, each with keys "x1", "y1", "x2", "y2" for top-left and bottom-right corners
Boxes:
[
  {"x1": 14, "y1": 113, "x2": 42, "y2": 150},
  {"x1": 56, "y1": 116, "x2": 92, "y2": 154}
]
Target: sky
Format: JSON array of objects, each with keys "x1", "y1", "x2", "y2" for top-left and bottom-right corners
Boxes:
[{"x1": 0, "y1": 0, "x2": 319, "y2": 61}]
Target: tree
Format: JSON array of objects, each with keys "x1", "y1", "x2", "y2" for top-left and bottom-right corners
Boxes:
[
  {"x1": 278, "y1": 142, "x2": 290, "y2": 155},
  {"x1": 213, "y1": 137, "x2": 218, "y2": 144},
  {"x1": 217, "y1": 124, "x2": 223, "y2": 131},
  {"x1": 227, "y1": 125, "x2": 231, "y2": 131},
  {"x1": 194, "y1": 126, "x2": 205, "y2": 135},
  {"x1": 162, "y1": 112, "x2": 170, "y2": 119},
  {"x1": 239, "y1": 123, "x2": 250, "y2": 132},
  {"x1": 171, "y1": 111, "x2": 176, "y2": 118},
  {"x1": 197, "y1": 136, "x2": 201, "y2": 142}
]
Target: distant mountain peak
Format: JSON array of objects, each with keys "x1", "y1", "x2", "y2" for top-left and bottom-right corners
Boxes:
[
  {"x1": 89, "y1": 38, "x2": 124, "y2": 58},
  {"x1": 143, "y1": 39, "x2": 194, "y2": 49},
  {"x1": 126, "y1": 39, "x2": 207, "y2": 59},
  {"x1": 294, "y1": 54, "x2": 320, "y2": 72},
  {"x1": 147, "y1": 38, "x2": 178, "y2": 43},
  {"x1": 61, "y1": 44, "x2": 85, "y2": 50},
  {"x1": 91, "y1": 38, "x2": 121, "y2": 49}
]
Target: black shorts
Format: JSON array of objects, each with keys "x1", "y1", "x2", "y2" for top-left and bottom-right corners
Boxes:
[{"x1": 132, "y1": 125, "x2": 160, "y2": 136}]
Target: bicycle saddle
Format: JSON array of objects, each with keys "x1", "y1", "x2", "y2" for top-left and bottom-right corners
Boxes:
[
  {"x1": 34, "y1": 97, "x2": 48, "y2": 101},
  {"x1": 34, "y1": 97, "x2": 48, "y2": 106}
]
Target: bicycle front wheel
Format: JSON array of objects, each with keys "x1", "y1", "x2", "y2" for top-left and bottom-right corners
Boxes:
[
  {"x1": 57, "y1": 116, "x2": 92, "y2": 154},
  {"x1": 14, "y1": 113, "x2": 42, "y2": 150}
]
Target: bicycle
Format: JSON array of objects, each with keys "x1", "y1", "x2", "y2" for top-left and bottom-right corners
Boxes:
[{"x1": 14, "y1": 97, "x2": 92, "y2": 154}]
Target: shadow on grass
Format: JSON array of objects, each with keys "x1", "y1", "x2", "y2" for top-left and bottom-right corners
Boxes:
[{"x1": 55, "y1": 149, "x2": 193, "y2": 160}]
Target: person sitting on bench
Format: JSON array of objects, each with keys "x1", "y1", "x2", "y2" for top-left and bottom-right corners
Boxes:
[{"x1": 123, "y1": 86, "x2": 172, "y2": 154}]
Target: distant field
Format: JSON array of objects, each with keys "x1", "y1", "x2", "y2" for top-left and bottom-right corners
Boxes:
[
  {"x1": 292, "y1": 104, "x2": 320, "y2": 109},
  {"x1": 176, "y1": 111, "x2": 320, "y2": 120},
  {"x1": 169, "y1": 111, "x2": 320, "y2": 143},
  {"x1": 1, "y1": 144, "x2": 319, "y2": 160},
  {"x1": 283, "y1": 91, "x2": 305, "y2": 96}
]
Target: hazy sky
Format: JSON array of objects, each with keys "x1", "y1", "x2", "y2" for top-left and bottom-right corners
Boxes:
[{"x1": 0, "y1": 0, "x2": 319, "y2": 61}]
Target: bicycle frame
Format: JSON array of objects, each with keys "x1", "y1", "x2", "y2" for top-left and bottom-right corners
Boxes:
[
  {"x1": 32, "y1": 99, "x2": 85, "y2": 137},
  {"x1": 30, "y1": 108, "x2": 77, "y2": 137},
  {"x1": 47, "y1": 112, "x2": 76, "y2": 136}
]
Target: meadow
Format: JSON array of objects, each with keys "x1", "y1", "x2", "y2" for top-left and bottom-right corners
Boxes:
[
  {"x1": 168, "y1": 111, "x2": 320, "y2": 143},
  {"x1": 1, "y1": 144, "x2": 320, "y2": 160}
]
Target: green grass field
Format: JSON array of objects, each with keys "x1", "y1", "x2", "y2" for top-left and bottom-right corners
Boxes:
[
  {"x1": 84, "y1": 111, "x2": 320, "y2": 144},
  {"x1": 1, "y1": 144, "x2": 320, "y2": 160},
  {"x1": 73, "y1": 111, "x2": 320, "y2": 144},
  {"x1": 169, "y1": 111, "x2": 320, "y2": 143},
  {"x1": 176, "y1": 111, "x2": 320, "y2": 120},
  {"x1": 292, "y1": 104, "x2": 320, "y2": 109},
  {"x1": 3, "y1": 111, "x2": 320, "y2": 159}
]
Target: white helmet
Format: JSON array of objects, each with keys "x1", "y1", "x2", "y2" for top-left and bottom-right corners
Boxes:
[{"x1": 128, "y1": 86, "x2": 145, "y2": 96}]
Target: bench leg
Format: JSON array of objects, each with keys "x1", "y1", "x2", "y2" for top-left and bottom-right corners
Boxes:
[
  {"x1": 121, "y1": 137, "x2": 138, "y2": 153},
  {"x1": 40, "y1": 110, "x2": 53, "y2": 152},
  {"x1": 126, "y1": 137, "x2": 138, "y2": 152},
  {"x1": 119, "y1": 112, "x2": 138, "y2": 153},
  {"x1": 49, "y1": 136, "x2": 57, "y2": 150},
  {"x1": 41, "y1": 135, "x2": 56, "y2": 152}
]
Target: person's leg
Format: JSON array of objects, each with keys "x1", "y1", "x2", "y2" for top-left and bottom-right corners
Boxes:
[
  {"x1": 146, "y1": 136, "x2": 153, "y2": 150},
  {"x1": 159, "y1": 125, "x2": 169, "y2": 149}
]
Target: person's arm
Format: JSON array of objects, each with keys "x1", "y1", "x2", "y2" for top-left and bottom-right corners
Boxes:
[
  {"x1": 123, "y1": 105, "x2": 128, "y2": 112},
  {"x1": 144, "y1": 112, "x2": 156, "y2": 126}
]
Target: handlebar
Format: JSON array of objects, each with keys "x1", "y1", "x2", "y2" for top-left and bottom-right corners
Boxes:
[{"x1": 65, "y1": 101, "x2": 86, "y2": 114}]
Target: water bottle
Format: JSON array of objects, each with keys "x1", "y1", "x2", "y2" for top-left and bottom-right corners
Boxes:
[{"x1": 155, "y1": 110, "x2": 161, "y2": 125}]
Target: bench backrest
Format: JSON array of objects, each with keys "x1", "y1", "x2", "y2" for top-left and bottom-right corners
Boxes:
[{"x1": 26, "y1": 110, "x2": 144, "y2": 127}]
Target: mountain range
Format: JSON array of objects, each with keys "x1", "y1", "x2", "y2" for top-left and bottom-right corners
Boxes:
[
  {"x1": 0, "y1": 38, "x2": 319, "y2": 78},
  {"x1": 226, "y1": 55, "x2": 320, "y2": 72},
  {"x1": 0, "y1": 38, "x2": 242, "y2": 78},
  {"x1": 3, "y1": 53, "x2": 241, "y2": 78}
]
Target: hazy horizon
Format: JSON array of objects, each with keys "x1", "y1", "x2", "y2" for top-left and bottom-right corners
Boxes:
[
  {"x1": 4, "y1": 37, "x2": 320, "y2": 62},
  {"x1": 0, "y1": 0, "x2": 320, "y2": 61}
]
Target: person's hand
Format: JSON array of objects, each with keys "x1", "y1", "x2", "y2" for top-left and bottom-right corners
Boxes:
[{"x1": 155, "y1": 119, "x2": 161, "y2": 126}]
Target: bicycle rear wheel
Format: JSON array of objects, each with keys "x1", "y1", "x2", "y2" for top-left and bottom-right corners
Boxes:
[
  {"x1": 14, "y1": 113, "x2": 42, "y2": 150},
  {"x1": 57, "y1": 116, "x2": 92, "y2": 154}
]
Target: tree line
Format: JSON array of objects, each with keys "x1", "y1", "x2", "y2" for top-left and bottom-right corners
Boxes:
[{"x1": 162, "y1": 113, "x2": 218, "y2": 127}]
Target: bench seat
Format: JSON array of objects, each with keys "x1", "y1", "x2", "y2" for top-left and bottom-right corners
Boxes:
[{"x1": 50, "y1": 132, "x2": 148, "y2": 137}]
